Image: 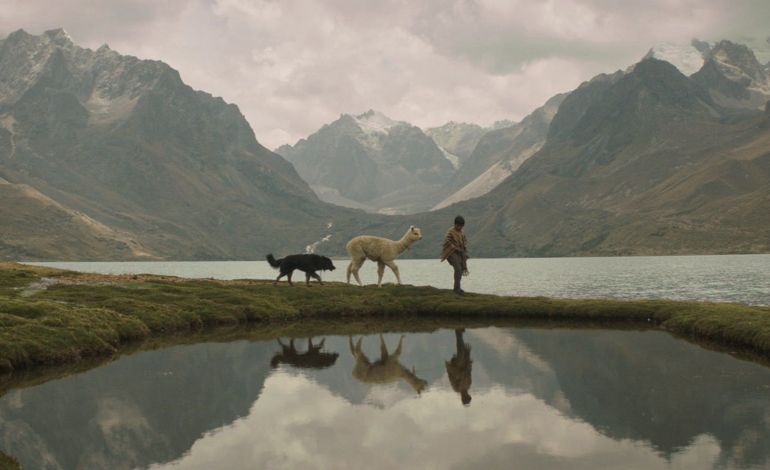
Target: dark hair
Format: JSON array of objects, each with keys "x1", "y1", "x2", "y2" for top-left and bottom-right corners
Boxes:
[{"x1": 454, "y1": 215, "x2": 465, "y2": 226}]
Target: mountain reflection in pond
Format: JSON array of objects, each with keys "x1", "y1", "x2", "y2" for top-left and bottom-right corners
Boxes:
[{"x1": 1, "y1": 327, "x2": 769, "y2": 469}]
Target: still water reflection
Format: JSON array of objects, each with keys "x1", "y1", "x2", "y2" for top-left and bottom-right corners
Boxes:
[{"x1": 1, "y1": 327, "x2": 769, "y2": 469}]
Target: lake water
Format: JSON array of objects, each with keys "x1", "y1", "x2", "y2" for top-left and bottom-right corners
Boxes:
[
  {"x1": 34, "y1": 254, "x2": 770, "y2": 305},
  {"x1": 1, "y1": 326, "x2": 769, "y2": 469}
]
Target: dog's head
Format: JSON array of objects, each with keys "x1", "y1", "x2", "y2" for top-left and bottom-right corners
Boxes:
[{"x1": 321, "y1": 256, "x2": 336, "y2": 271}]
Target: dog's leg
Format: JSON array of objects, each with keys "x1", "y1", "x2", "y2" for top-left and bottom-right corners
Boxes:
[
  {"x1": 274, "y1": 273, "x2": 284, "y2": 285},
  {"x1": 305, "y1": 271, "x2": 311, "y2": 286},
  {"x1": 311, "y1": 272, "x2": 323, "y2": 285},
  {"x1": 287, "y1": 270, "x2": 294, "y2": 286},
  {"x1": 385, "y1": 261, "x2": 401, "y2": 285},
  {"x1": 376, "y1": 261, "x2": 385, "y2": 287}
]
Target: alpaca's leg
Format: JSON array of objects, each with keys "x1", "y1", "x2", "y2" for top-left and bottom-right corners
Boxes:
[
  {"x1": 393, "y1": 335, "x2": 405, "y2": 358},
  {"x1": 346, "y1": 261, "x2": 353, "y2": 284},
  {"x1": 379, "y1": 334, "x2": 389, "y2": 359},
  {"x1": 385, "y1": 261, "x2": 401, "y2": 285},
  {"x1": 377, "y1": 261, "x2": 386, "y2": 287},
  {"x1": 352, "y1": 257, "x2": 365, "y2": 286}
]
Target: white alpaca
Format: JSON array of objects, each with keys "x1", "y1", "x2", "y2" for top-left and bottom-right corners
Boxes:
[{"x1": 346, "y1": 226, "x2": 423, "y2": 286}]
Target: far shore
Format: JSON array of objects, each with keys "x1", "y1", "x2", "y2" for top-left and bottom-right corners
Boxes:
[{"x1": 1, "y1": 262, "x2": 769, "y2": 375}]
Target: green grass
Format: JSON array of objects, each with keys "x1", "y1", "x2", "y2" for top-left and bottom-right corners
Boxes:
[{"x1": 1, "y1": 262, "x2": 769, "y2": 373}]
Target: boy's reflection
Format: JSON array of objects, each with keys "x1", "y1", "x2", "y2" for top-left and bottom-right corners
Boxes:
[
  {"x1": 270, "y1": 337, "x2": 339, "y2": 369},
  {"x1": 446, "y1": 329, "x2": 472, "y2": 405},
  {"x1": 349, "y1": 334, "x2": 428, "y2": 394}
]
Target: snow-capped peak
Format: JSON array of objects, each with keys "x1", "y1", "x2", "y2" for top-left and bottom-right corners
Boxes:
[
  {"x1": 353, "y1": 109, "x2": 404, "y2": 135},
  {"x1": 645, "y1": 41, "x2": 708, "y2": 76},
  {"x1": 709, "y1": 40, "x2": 767, "y2": 83}
]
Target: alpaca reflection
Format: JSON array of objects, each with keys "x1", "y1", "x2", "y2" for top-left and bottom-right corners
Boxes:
[
  {"x1": 446, "y1": 329, "x2": 473, "y2": 405},
  {"x1": 270, "y1": 337, "x2": 339, "y2": 369},
  {"x1": 349, "y1": 335, "x2": 428, "y2": 394}
]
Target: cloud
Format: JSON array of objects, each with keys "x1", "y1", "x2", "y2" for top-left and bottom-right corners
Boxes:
[
  {"x1": 151, "y1": 371, "x2": 722, "y2": 469},
  {"x1": 1, "y1": 0, "x2": 769, "y2": 148}
]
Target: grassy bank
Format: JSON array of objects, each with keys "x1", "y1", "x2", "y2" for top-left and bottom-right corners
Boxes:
[{"x1": 1, "y1": 262, "x2": 769, "y2": 372}]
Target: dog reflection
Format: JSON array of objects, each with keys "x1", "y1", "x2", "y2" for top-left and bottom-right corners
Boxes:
[
  {"x1": 349, "y1": 335, "x2": 428, "y2": 394},
  {"x1": 270, "y1": 337, "x2": 339, "y2": 369},
  {"x1": 446, "y1": 329, "x2": 472, "y2": 405}
]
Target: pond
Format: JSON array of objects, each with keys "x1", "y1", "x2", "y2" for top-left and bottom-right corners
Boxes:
[{"x1": 1, "y1": 324, "x2": 769, "y2": 469}]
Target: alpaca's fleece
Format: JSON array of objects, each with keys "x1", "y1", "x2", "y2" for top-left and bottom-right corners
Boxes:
[
  {"x1": 346, "y1": 226, "x2": 422, "y2": 262},
  {"x1": 346, "y1": 226, "x2": 423, "y2": 286}
]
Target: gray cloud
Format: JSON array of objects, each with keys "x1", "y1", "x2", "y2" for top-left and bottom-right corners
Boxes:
[{"x1": 1, "y1": 0, "x2": 768, "y2": 148}]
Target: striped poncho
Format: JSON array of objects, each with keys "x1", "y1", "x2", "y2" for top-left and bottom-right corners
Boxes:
[{"x1": 440, "y1": 226, "x2": 468, "y2": 262}]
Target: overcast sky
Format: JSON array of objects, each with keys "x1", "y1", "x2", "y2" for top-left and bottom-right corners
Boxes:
[{"x1": 2, "y1": 0, "x2": 769, "y2": 148}]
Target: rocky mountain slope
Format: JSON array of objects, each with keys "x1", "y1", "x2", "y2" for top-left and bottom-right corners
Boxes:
[
  {"x1": 432, "y1": 93, "x2": 566, "y2": 210},
  {"x1": 692, "y1": 40, "x2": 770, "y2": 110},
  {"x1": 402, "y1": 57, "x2": 770, "y2": 257},
  {"x1": 0, "y1": 29, "x2": 373, "y2": 260},
  {"x1": 424, "y1": 121, "x2": 487, "y2": 169},
  {"x1": 276, "y1": 110, "x2": 455, "y2": 214}
]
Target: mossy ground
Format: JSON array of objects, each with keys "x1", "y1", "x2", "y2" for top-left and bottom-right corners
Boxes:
[
  {"x1": 0, "y1": 451, "x2": 18, "y2": 470},
  {"x1": 1, "y1": 262, "x2": 769, "y2": 374}
]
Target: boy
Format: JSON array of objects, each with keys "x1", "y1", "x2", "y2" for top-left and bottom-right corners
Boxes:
[{"x1": 441, "y1": 215, "x2": 469, "y2": 294}]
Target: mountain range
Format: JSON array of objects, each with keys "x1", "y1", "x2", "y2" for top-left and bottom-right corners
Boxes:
[
  {"x1": 411, "y1": 53, "x2": 770, "y2": 257},
  {"x1": 0, "y1": 29, "x2": 768, "y2": 260},
  {"x1": 276, "y1": 112, "x2": 524, "y2": 214}
]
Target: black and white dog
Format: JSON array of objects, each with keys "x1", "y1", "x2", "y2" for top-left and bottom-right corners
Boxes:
[{"x1": 266, "y1": 253, "x2": 336, "y2": 286}]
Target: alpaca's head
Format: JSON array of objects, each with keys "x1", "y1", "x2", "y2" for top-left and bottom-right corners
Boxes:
[{"x1": 406, "y1": 225, "x2": 423, "y2": 242}]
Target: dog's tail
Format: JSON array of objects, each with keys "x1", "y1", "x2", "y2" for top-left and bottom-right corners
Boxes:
[{"x1": 266, "y1": 253, "x2": 282, "y2": 268}]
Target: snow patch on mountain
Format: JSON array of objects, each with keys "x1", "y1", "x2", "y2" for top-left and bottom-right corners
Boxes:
[
  {"x1": 645, "y1": 42, "x2": 706, "y2": 76},
  {"x1": 353, "y1": 109, "x2": 404, "y2": 135},
  {"x1": 432, "y1": 142, "x2": 542, "y2": 210},
  {"x1": 438, "y1": 146, "x2": 461, "y2": 169}
]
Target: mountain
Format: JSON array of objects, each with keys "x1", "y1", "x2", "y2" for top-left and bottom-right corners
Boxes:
[
  {"x1": 432, "y1": 93, "x2": 567, "y2": 210},
  {"x1": 692, "y1": 40, "x2": 770, "y2": 110},
  {"x1": 399, "y1": 57, "x2": 770, "y2": 257},
  {"x1": 424, "y1": 122, "x2": 487, "y2": 168},
  {"x1": 276, "y1": 110, "x2": 455, "y2": 214},
  {"x1": 0, "y1": 29, "x2": 372, "y2": 260}
]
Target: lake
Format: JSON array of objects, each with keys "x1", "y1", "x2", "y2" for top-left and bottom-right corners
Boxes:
[
  {"x1": 33, "y1": 254, "x2": 770, "y2": 305},
  {"x1": 1, "y1": 326, "x2": 769, "y2": 469}
]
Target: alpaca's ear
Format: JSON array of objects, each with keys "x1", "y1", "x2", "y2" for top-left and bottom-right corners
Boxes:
[{"x1": 409, "y1": 225, "x2": 414, "y2": 230}]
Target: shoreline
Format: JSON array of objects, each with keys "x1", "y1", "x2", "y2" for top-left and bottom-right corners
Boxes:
[{"x1": 1, "y1": 262, "x2": 769, "y2": 374}]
